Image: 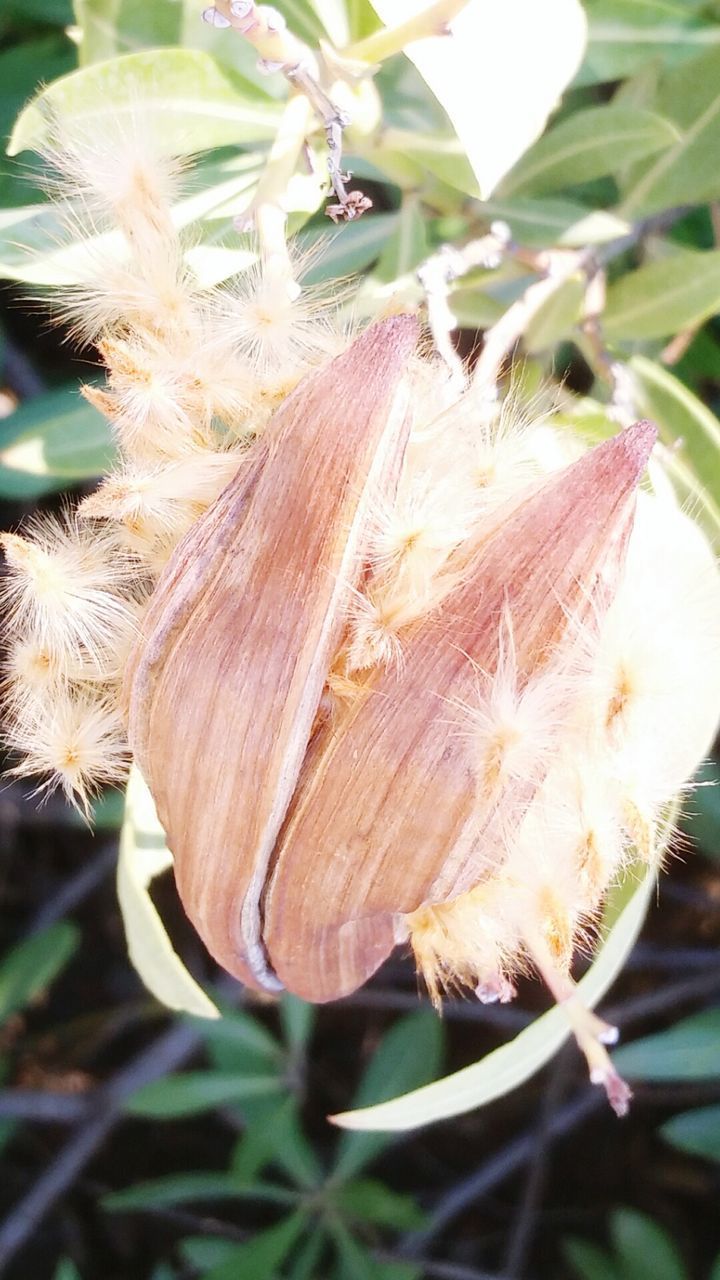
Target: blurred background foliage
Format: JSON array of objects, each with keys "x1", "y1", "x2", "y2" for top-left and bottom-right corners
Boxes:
[{"x1": 0, "y1": 1, "x2": 720, "y2": 1278}]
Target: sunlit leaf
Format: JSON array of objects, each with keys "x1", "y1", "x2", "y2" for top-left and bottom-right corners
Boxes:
[
  {"x1": 622, "y1": 45, "x2": 720, "y2": 214},
  {"x1": 499, "y1": 105, "x2": 678, "y2": 197},
  {"x1": 332, "y1": 868, "x2": 654, "y2": 1132},
  {"x1": 0, "y1": 387, "x2": 114, "y2": 497},
  {"x1": 117, "y1": 766, "x2": 219, "y2": 1019},
  {"x1": 603, "y1": 250, "x2": 720, "y2": 341},
  {"x1": 579, "y1": 0, "x2": 719, "y2": 87},
  {"x1": 480, "y1": 196, "x2": 630, "y2": 249},
  {"x1": 369, "y1": 0, "x2": 587, "y2": 197},
  {"x1": 9, "y1": 49, "x2": 282, "y2": 157},
  {"x1": 628, "y1": 354, "x2": 720, "y2": 503}
]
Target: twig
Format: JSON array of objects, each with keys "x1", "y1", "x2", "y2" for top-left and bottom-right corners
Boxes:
[
  {"x1": 502, "y1": 1049, "x2": 572, "y2": 1278},
  {"x1": 207, "y1": 1, "x2": 370, "y2": 225},
  {"x1": 27, "y1": 842, "x2": 117, "y2": 935},
  {"x1": 0, "y1": 1090, "x2": 90, "y2": 1123},
  {"x1": 417, "y1": 226, "x2": 511, "y2": 379}
]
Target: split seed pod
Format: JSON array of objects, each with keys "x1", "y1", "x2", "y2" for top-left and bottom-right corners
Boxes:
[{"x1": 126, "y1": 316, "x2": 656, "y2": 1010}]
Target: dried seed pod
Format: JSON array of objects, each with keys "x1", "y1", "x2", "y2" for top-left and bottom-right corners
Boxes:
[
  {"x1": 126, "y1": 315, "x2": 418, "y2": 990},
  {"x1": 126, "y1": 316, "x2": 656, "y2": 1003}
]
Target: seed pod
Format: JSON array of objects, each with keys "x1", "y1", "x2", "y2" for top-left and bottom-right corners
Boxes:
[
  {"x1": 126, "y1": 312, "x2": 656, "y2": 1003},
  {"x1": 126, "y1": 315, "x2": 418, "y2": 990}
]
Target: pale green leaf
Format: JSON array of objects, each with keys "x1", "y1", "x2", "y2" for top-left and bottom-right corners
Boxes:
[
  {"x1": 0, "y1": 922, "x2": 79, "y2": 1026},
  {"x1": 628, "y1": 355, "x2": 720, "y2": 503},
  {"x1": 499, "y1": 105, "x2": 678, "y2": 197},
  {"x1": 480, "y1": 196, "x2": 630, "y2": 249},
  {"x1": 117, "y1": 766, "x2": 219, "y2": 1020},
  {"x1": 369, "y1": 0, "x2": 587, "y2": 198},
  {"x1": 332, "y1": 868, "x2": 654, "y2": 1132},
  {"x1": 622, "y1": 45, "x2": 720, "y2": 214},
  {"x1": 8, "y1": 49, "x2": 282, "y2": 157},
  {"x1": 661, "y1": 1103, "x2": 720, "y2": 1161},
  {"x1": 603, "y1": 250, "x2": 720, "y2": 341},
  {"x1": 580, "y1": 0, "x2": 719, "y2": 87}
]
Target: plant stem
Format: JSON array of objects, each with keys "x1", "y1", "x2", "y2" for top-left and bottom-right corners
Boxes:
[{"x1": 345, "y1": 0, "x2": 471, "y2": 64}]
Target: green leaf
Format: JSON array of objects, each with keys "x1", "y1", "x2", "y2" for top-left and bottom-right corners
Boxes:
[
  {"x1": 286, "y1": 1229, "x2": 326, "y2": 1280},
  {"x1": 334, "y1": 1178, "x2": 424, "y2": 1231},
  {"x1": 9, "y1": 49, "x2": 282, "y2": 157},
  {"x1": 0, "y1": 387, "x2": 114, "y2": 498},
  {"x1": 0, "y1": 35, "x2": 75, "y2": 146},
  {"x1": 622, "y1": 45, "x2": 720, "y2": 214},
  {"x1": 328, "y1": 1219, "x2": 419, "y2": 1280},
  {"x1": 564, "y1": 1238, "x2": 616, "y2": 1280},
  {"x1": 628, "y1": 355, "x2": 720, "y2": 503},
  {"x1": 300, "y1": 213, "x2": 398, "y2": 283},
  {"x1": 333, "y1": 867, "x2": 654, "y2": 1132},
  {"x1": 118, "y1": 767, "x2": 218, "y2": 1019},
  {"x1": 480, "y1": 197, "x2": 630, "y2": 249},
  {"x1": 614, "y1": 1009, "x2": 720, "y2": 1081},
  {"x1": 53, "y1": 1261, "x2": 82, "y2": 1280},
  {"x1": 230, "y1": 1096, "x2": 322, "y2": 1190},
  {"x1": 375, "y1": 198, "x2": 429, "y2": 283},
  {"x1": 202, "y1": 1212, "x2": 308, "y2": 1280},
  {"x1": 580, "y1": 0, "x2": 719, "y2": 87},
  {"x1": 125, "y1": 1070, "x2": 284, "y2": 1119},
  {"x1": 662, "y1": 1104, "x2": 720, "y2": 1161},
  {"x1": 4, "y1": 0, "x2": 73, "y2": 22},
  {"x1": 194, "y1": 1006, "x2": 283, "y2": 1065},
  {"x1": 611, "y1": 1209, "x2": 686, "y2": 1280},
  {"x1": 333, "y1": 1010, "x2": 443, "y2": 1176},
  {"x1": 603, "y1": 250, "x2": 720, "y2": 341},
  {"x1": 179, "y1": 1238, "x2": 239, "y2": 1271},
  {"x1": 103, "y1": 1171, "x2": 296, "y2": 1212},
  {"x1": 0, "y1": 922, "x2": 79, "y2": 1026},
  {"x1": 500, "y1": 105, "x2": 678, "y2": 197}
]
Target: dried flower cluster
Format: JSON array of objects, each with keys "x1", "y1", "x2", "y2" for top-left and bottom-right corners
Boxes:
[{"x1": 2, "y1": 124, "x2": 720, "y2": 1113}]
